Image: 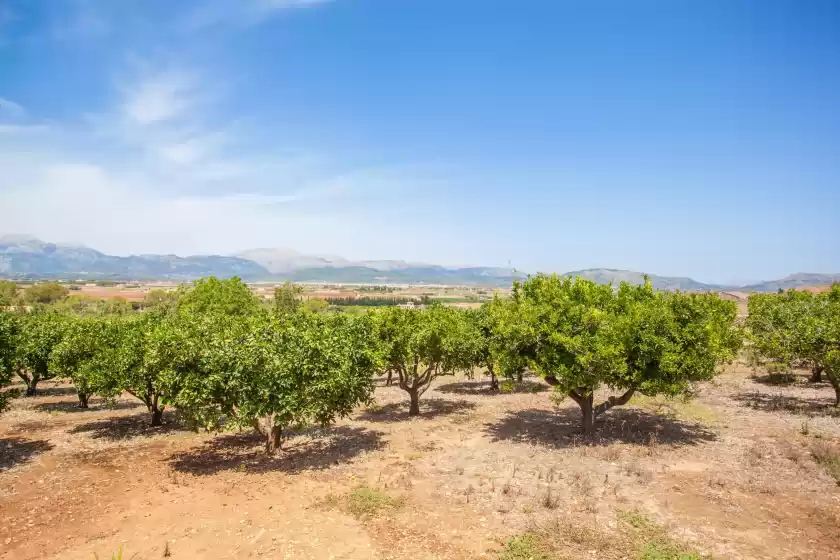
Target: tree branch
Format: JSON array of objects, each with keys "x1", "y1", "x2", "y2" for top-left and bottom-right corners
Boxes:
[
  {"x1": 543, "y1": 375, "x2": 560, "y2": 387},
  {"x1": 593, "y1": 387, "x2": 637, "y2": 418}
]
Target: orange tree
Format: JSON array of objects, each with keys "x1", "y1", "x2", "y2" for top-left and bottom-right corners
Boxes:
[{"x1": 504, "y1": 275, "x2": 741, "y2": 434}]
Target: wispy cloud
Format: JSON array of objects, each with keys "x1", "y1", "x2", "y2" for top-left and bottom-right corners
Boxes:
[
  {"x1": 0, "y1": 97, "x2": 26, "y2": 119},
  {"x1": 182, "y1": 0, "x2": 333, "y2": 32},
  {"x1": 122, "y1": 71, "x2": 197, "y2": 125},
  {"x1": 0, "y1": 124, "x2": 51, "y2": 135}
]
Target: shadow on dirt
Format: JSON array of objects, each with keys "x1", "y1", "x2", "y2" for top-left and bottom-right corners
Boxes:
[
  {"x1": 436, "y1": 380, "x2": 548, "y2": 396},
  {"x1": 69, "y1": 411, "x2": 190, "y2": 441},
  {"x1": 356, "y1": 397, "x2": 476, "y2": 422},
  {"x1": 485, "y1": 407, "x2": 717, "y2": 448},
  {"x1": 27, "y1": 385, "x2": 78, "y2": 397},
  {"x1": 169, "y1": 426, "x2": 385, "y2": 475},
  {"x1": 732, "y1": 391, "x2": 839, "y2": 417},
  {"x1": 0, "y1": 437, "x2": 54, "y2": 470},
  {"x1": 33, "y1": 399, "x2": 143, "y2": 414}
]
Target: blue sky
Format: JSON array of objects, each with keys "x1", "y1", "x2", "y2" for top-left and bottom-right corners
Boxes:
[{"x1": 1, "y1": 0, "x2": 838, "y2": 284}]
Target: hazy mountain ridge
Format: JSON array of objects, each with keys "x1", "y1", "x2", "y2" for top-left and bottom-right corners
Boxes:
[{"x1": 1, "y1": 236, "x2": 837, "y2": 290}]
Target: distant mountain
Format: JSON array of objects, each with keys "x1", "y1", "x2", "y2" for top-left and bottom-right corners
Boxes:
[
  {"x1": 561, "y1": 268, "x2": 720, "y2": 291},
  {"x1": 0, "y1": 235, "x2": 270, "y2": 280},
  {"x1": 739, "y1": 273, "x2": 840, "y2": 293},
  {"x1": 1, "y1": 235, "x2": 837, "y2": 290}
]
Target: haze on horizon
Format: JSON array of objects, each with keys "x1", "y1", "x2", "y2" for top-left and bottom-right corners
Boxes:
[{"x1": 1, "y1": 0, "x2": 838, "y2": 285}]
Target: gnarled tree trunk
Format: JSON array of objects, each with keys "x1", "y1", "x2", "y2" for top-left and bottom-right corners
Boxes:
[
  {"x1": 253, "y1": 416, "x2": 283, "y2": 453},
  {"x1": 150, "y1": 406, "x2": 164, "y2": 426},
  {"x1": 386, "y1": 368, "x2": 394, "y2": 386},
  {"x1": 77, "y1": 392, "x2": 89, "y2": 409},
  {"x1": 408, "y1": 389, "x2": 420, "y2": 416},
  {"x1": 810, "y1": 364, "x2": 824, "y2": 383},
  {"x1": 489, "y1": 367, "x2": 499, "y2": 392},
  {"x1": 545, "y1": 376, "x2": 637, "y2": 436},
  {"x1": 825, "y1": 369, "x2": 840, "y2": 407}
]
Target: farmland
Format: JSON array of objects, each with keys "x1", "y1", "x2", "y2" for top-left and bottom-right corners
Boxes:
[
  {"x1": 2, "y1": 364, "x2": 839, "y2": 559},
  {"x1": 1, "y1": 277, "x2": 839, "y2": 559}
]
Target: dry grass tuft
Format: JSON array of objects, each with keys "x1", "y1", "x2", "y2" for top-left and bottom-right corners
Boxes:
[
  {"x1": 810, "y1": 440, "x2": 840, "y2": 485},
  {"x1": 317, "y1": 485, "x2": 405, "y2": 518}
]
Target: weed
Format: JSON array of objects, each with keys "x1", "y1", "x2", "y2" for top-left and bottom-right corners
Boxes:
[
  {"x1": 345, "y1": 486, "x2": 405, "y2": 518},
  {"x1": 617, "y1": 508, "x2": 655, "y2": 530},
  {"x1": 641, "y1": 539, "x2": 702, "y2": 560},
  {"x1": 499, "y1": 533, "x2": 551, "y2": 560},
  {"x1": 799, "y1": 421, "x2": 810, "y2": 436},
  {"x1": 540, "y1": 486, "x2": 559, "y2": 509},
  {"x1": 502, "y1": 480, "x2": 512, "y2": 495},
  {"x1": 499, "y1": 380, "x2": 516, "y2": 394},
  {"x1": 810, "y1": 440, "x2": 840, "y2": 485},
  {"x1": 162, "y1": 542, "x2": 171, "y2": 558}
]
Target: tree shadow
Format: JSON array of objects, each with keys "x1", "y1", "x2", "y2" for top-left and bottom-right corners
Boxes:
[
  {"x1": 69, "y1": 411, "x2": 190, "y2": 440},
  {"x1": 33, "y1": 400, "x2": 142, "y2": 414},
  {"x1": 484, "y1": 407, "x2": 717, "y2": 448},
  {"x1": 732, "y1": 391, "x2": 839, "y2": 417},
  {"x1": 356, "y1": 397, "x2": 476, "y2": 422},
  {"x1": 28, "y1": 385, "x2": 77, "y2": 397},
  {"x1": 169, "y1": 426, "x2": 385, "y2": 476},
  {"x1": 0, "y1": 437, "x2": 54, "y2": 470},
  {"x1": 436, "y1": 380, "x2": 548, "y2": 396}
]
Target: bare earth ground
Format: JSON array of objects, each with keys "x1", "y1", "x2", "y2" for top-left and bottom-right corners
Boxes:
[{"x1": 2, "y1": 364, "x2": 839, "y2": 560}]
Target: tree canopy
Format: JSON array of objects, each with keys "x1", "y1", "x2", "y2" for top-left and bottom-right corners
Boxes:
[
  {"x1": 504, "y1": 275, "x2": 741, "y2": 433},
  {"x1": 375, "y1": 305, "x2": 478, "y2": 415},
  {"x1": 747, "y1": 286, "x2": 840, "y2": 405}
]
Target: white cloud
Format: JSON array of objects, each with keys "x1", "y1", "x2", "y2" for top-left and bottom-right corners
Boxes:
[
  {"x1": 0, "y1": 124, "x2": 51, "y2": 135},
  {"x1": 183, "y1": 0, "x2": 333, "y2": 32},
  {"x1": 0, "y1": 97, "x2": 25, "y2": 119},
  {"x1": 0, "y1": 160, "x2": 362, "y2": 257},
  {"x1": 122, "y1": 71, "x2": 196, "y2": 125}
]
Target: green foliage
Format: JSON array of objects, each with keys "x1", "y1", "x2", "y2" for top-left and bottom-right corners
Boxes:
[
  {"x1": 142, "y1": 289, "x2": 180, "y2": 310},
  {"x1": 503, "y1": 274, "x2": 741, "y2": 433},
  {"x1": 0, "y1": 280, "x2": 19, "y2": 307},
  {"x1": 154, "y1": 297, "x2": 381, "y2": 448},
  {"x1": 178, "y1": 276, "x2": 259, "y2": 317},
  {"x1": 470, "y1": 297, "x2": 530, "y2": 389},
  {"x1": 327, "y1": 295, "x2": 430, "y2": 307},
  {"x1": 302, "y1": 298, "x2": 329, "y2": 313},
  {"x1": 50, "y1": 315, "x2": 124, "y2": 406},
  {"x1": 273, "y1": 281, "x2": 302, "y2": 314},
  {"x1": 50, "y1": 295, "x2": 134, "y2": 317},
  {"x1": 747, "y1": 286, "x2": 840, "y2": 406},
  {"x1": 23, "y1": 281, "x2": 69, "y2": 304},
  {"x1": 375, "y1": 304, "x2": 478, "y2": 414},
  {"x1": 0, "y1": 311, "x2": 22, "y2": 412},
  {"x1": 15, "y1": 311, "x2": 68, "y2": 395}
]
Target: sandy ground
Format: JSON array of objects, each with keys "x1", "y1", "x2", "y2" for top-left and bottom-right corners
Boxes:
[{"x1": 2, "y1": 364, "x2": 839, "y2": 560}]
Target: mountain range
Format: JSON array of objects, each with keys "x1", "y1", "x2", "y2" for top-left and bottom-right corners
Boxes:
[{"x1": 1, "y1": 235, "x2": 838, "y2": 292}]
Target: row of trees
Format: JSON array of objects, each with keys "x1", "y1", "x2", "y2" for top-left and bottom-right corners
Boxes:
[
  {"x1": 746, "y1": 286, "x2": 840, "y2": 405},
  {"x1": 1, "y1": 274, "x2": 743, "y2": 449}
]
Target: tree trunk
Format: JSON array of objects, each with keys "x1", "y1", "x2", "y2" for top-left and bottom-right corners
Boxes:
[
  {"x1": 25, "y1": 378, "x2": 38, "y2": 396},
  {"x1": 386, "y1": 369, "x2": 394, "y2": 386},
  {"x1": 489, "y1": 370, "x2": 499, "y2": 391},
  {"x1": 825, "y1": 369, "x2": 840, "y2": 407},
  {"x1": 580, "y1": 393, "x2": 595, "y2": 435},
  {"x1": 516, "y1": 371, "x2": 523, "y2": 383},
  {"x1": 810, "y1": 365, "x2": 824, "y2": 383},
  {"x1": 150, "y1": 407, "x2": 164, "y2": 426},
  {"x1": 266, "y1": 425, "x2": 282, "y2": 453},
  {"x1": 408, "y1": 390, "x2": 420, "y2": 416},
  {"x1": 77, "y1": 392, "x2": 89, "y2": 409}
]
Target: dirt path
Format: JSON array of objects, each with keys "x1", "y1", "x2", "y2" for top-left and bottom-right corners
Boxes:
[{"x1": 2, "y1": 366, "x2": 839, "y2": 559}]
